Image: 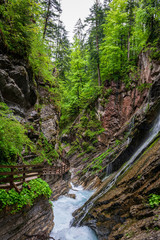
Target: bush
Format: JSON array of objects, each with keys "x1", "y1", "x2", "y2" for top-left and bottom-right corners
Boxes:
[
  {"x1": 0, "y1": 178, "x2": 52, "y2": 213},
  {"x1": 0, "y1": 103, "x2": 34, "y2": 164},
  {"x1": 149, "y1": 194, "x2": 160, "y2": 208}
]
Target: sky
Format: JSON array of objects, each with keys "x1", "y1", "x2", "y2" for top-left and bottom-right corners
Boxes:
[{"x1": 61, "y1": 0, "x2": 103, "y2": 41}]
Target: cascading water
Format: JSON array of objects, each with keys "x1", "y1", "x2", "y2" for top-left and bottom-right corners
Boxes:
[
  {"x1": 50, "y1": 183, "x2": 98, "y2": 240},
  {"x1": 72, "y1": 111, "x2": 160, "y2": 227}
]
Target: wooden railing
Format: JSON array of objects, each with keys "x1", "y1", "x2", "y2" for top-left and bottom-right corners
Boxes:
[{"x1": 0, "y1": 160, "x2": 70, "y2": 192}]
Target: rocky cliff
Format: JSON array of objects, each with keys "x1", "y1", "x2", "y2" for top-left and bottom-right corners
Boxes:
[
  {"x1": 74, "y1": 136, "x2": 160, "y2": 240},
  {"x1": 71, "y1": 52, "x2": 160, "y2": 239},
  {"x1": 97, "y1": 51, "x2": 160, "y2": 145},
  {"x1": 0, "y1": 53, "x2": 60, "y2": 238},
  {"x1": 0, "y1": 197, "x2": 54, "y2": 240},
  {"x1": 0, "y1": 53, "x2": 59, "y2": 144},
  {"x1": 64, "y1": 51, "x2": 160, "y2": 191}
]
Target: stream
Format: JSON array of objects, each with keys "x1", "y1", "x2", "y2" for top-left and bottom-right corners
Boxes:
[
  {"x1": 50, "y1": 183, "x2": 98, "y2": 240},
  {"x1": 50, "y1": 112, "x2": 160, "y2": 237}
]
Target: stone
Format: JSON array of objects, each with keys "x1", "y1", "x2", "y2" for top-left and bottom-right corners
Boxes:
[
  {"x1": 73, "y1": 139, "x2": 160, "y2": 240},
  {"x1": 0, "y1": 197, "x2": 54, "y2": 240},
  {"x1": 10, "y1": 66, "x2": 30, "y2": 96},
  {"x1": 0, "y1": 54, "x2": 37, "y2": 112},
  {"x1": 0, "y1": 69, "x2": 8, "y2": 87},
  {"x1": 67, "y1": 194, "x2": 76, "y2": 199},
  {"x1": 2, "y1": 83, "x2": 25, "y2": 106},
  {"x1": 41, "y1": 105, "x2": 58, "y2": 142},
  {"x1": 0, "y1": 54, "x2": 12, "y2": 70}
]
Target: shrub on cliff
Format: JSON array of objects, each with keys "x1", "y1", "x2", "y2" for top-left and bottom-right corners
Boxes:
[
  {"x1": 0, "y1": 103, "x2": 34, "y2": 164},
  {"x1": 0, "y1": 178, "x2": 52, "y2": 213}
]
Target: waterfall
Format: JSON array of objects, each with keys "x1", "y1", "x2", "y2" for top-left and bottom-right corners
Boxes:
[{"x1": 72, "y1": 111, "x2": 160, "y2": 227}]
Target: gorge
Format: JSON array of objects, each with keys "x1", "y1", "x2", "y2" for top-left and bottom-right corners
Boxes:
[{"x1": 0, "y1": 0, "x2": 160, "y2": 240}]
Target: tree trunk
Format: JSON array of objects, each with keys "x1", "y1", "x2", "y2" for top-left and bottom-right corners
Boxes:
[
  {"x1": 43, "y1": 0, "x2": 51, "y2": 39},
  {"x1": 128, "y1": 31, "x2": 130, "y2": 62},
  {"x1": 96, "y1": 0, "x2": 101, "y2": 86}
]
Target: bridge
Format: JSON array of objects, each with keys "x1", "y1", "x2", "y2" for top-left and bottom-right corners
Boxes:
[{"x1": 0, "y1": 160, "x2": 70, "y2": 192}]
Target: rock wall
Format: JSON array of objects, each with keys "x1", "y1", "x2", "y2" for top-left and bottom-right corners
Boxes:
[
  {"x1": 0, "y1": 53, "x2": 60, "y2": 237},
  {"x1": 0, "y1": 53, "x2": 60, "y2": 144},
  {"x1": 71, "y1": 52, "x2": 160, "y2": 240},
  {"x1": 0, "y1": 197, "x2": 54, "y2": 240},
  {"x1": 79, "y1": 138, "x2": 160, "y2": 240},
  {"x1": 97, "y1": 51, "x2": 160, "y2": 145},
  {"x1": 0, "y1": 54, "x2": 37, "y2": 116}
]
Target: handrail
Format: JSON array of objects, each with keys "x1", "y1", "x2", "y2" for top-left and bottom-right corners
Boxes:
[{"x1": 0, "y1": 160, "x2": 70, "y2": 192}]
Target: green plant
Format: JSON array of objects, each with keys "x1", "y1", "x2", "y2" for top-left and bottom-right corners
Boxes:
[
  {"x1": 137, "y1": 83, "x2": 152, "y2": 92},
  {"x1": 0, "y1": 103, "x2": 34, "y2": 164},
  {"x1": 0, "y1": 178, "x2": 52, "y2": 213},
  {"x1": 154, "y1": 227, "x2": 160, "y2": 231},
  {"x1": 149, "y1": 194, "x2": 160, "y2": 208}
]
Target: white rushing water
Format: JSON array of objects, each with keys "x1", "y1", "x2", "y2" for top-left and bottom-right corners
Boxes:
[{"x1": 50, "y1": 183, "x2": 98, "y2": 240}]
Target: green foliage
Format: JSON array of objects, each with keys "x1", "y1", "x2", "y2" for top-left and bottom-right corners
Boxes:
[
  {"x1": 29, "y1": 33, "x2": 55, "y2": 85},
  {"x1": 83, "y1": 147, "x2": 113, "y2": 174},
  {"x1": 137, "y1": 83, "x2": 152, "y2": 92},
  {"x1": 100, "y1": 0, "x2": 129, "y2": 81},
  {"x1": 149, "y1": 194, "x2": 160, "y2": 208},
  {"x1": 0, "y1": 0, "x2": 39, "y2": 56},
  {"x1": 0, "y1": 178, "x2": 52, "y2": 213},
  {"x1": 29, "y1": 134, "x2": 59, "y2": 165},
  {"x1": 0, "y1": 0, "x2": 56, "y2": 89},
  {"x1": 0, "y1": 103, "x2": 34, "y2": 164}
]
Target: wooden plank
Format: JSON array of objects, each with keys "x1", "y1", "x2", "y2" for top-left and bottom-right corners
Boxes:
[
  {"x1": 0, "y1": 185, "x2": 10, "y2": 189},
  {"x1": 0, "y1": 173, "x2": 40, "y2": 184},
  {"x1": 0, "y1": 169, "x2": 43, "y2": 176},
  {"x1": 0, "y1": 164, "x2": 43, "y2": 168}
]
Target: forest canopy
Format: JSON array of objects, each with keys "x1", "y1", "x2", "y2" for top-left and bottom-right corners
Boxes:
[{"x1": 0, "y1": 0, "x2": 159, "y2": 128}]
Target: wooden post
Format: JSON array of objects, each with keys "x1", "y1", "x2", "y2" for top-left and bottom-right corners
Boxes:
[
  {"x1": 10, "y1": 167, "x2": 14, "y2": 189},
  {"x1": 23, "y1": 167, "x2": 26, "y2": 183}
]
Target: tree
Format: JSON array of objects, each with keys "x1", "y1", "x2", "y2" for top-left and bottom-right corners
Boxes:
[
  {"x1": 42, "y1": 0, "x2": 61, "y2": 39},
  {"x1": 74, "y1": 18, "x2": 85, "y2": 47},
  {"x1": 85, "y1": 0, "x2": 105, "y2": 86},
  {"x1": 53, "y1": 20, "x2": 71, "y2": 81}
]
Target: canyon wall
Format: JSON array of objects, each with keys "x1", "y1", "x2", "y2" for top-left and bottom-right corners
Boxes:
[{"x1": 0, "y1": 197, "x2": 54, "y2": 240}]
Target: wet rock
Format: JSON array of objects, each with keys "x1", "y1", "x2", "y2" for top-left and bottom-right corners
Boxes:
[
  {"x1": 73, "y1": 138, "x2": 160, "y2": 240},
  {"x1": 10, "y1": 66, "x2": 30, "y2": 96},
  {"x1": 67, "y1": 194, "x2": 76, "y2": 199},
  {"x1": 0, "y1": 197, "x2": 54, "y2": 240}
]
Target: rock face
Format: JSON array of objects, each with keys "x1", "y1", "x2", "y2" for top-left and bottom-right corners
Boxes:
[
  {"x1": 41, "y1": 104, "x2": 59, "y2": 143},
  {"x1": 97, "y1": 51, "x2": 160, "y2": 145},
  {"x1": 0, "y1": 53, "x2": 60, "y2": 237},
  {"x1": 70, "y1": 52, "x2": 160, "y2": 240},
  {"x1": 0, "y1": 197, "x2": 54, "y2": 240},
  {"x1": 0, "y1": 54, "x2": 37, "y2": 116},
  {"x1": 74, "y1": 138, "x2": 160, "y2": 240}
]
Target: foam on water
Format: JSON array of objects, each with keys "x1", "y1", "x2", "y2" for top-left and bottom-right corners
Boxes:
[{"x1": 50, "y1": 184, "x2": 98, "y2": 240}]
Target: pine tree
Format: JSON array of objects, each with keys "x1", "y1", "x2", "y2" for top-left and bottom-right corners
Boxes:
[
  {"x1": 41, "y1": 0, "x2": 61, "y2": 39},
  {"x1": 85, "y1": 0, "x2": 105, "y2": 86}
]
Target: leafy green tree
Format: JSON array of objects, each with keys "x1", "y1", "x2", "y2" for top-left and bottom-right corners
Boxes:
[
  {"x1": 133, "y1": 0, "x2": 160, "y2": 49},
  {"x1": 100, "y1": 0, "x2": 134, "y2": 82}
]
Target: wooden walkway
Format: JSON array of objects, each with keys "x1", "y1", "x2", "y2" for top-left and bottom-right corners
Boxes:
[{"x1": 0, "y1": 160, "x2": 70, "y2": 192}]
